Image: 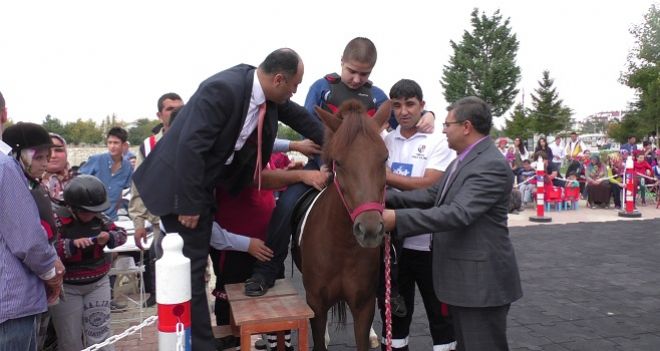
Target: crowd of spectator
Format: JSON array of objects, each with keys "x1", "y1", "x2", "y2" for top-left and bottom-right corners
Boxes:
[{"x1": 504, "y1": 132, "x2": 659, "y2": 212}]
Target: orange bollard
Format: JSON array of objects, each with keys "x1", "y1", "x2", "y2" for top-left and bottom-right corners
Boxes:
[
  {"x1": 530, "y1": 156, "x2": 552, "y2": 223},
  {"x1": 618, "y1": 155, "x2": 642, "y2": 218}
]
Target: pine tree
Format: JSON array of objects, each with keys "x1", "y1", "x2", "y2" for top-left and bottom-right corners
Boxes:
[
  {"x1": 618, "y1": 5, "x2": 660, "y2": 141},
  {"x1": 529, "y1": 71, "x2": 572, "y2": 135},
  {"x1": 441, "y1": 8, "x2": 521, "y2": 117},
  {"x1": 503, "y1": 103, "x2": 532, "y2": 139}
]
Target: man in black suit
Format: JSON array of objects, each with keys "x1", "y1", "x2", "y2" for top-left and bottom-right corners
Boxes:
[
  {"x1": 132, "y1": 48, "x2": 324, "y2": 351},
  {"x1": 383, "y1": 96, "x2": 522, "y2": 351}
]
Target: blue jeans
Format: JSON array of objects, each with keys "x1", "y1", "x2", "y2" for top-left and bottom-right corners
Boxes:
[{"x1": 0, "y1": 314, "x2": 38, "y2": 351}]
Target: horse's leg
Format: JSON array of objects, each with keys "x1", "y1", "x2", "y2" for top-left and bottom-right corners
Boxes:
[
  {"x1": 350, "y1": 298, "x2": 376, "y2": 351},
  {"x1": 309, "y1": 309, "x2": 329, "y2": 351}
]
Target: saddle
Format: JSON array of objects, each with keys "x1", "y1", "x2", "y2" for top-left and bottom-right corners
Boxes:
[{"x1": 290, "y1": 187, "x2": 321, "y2": 252}]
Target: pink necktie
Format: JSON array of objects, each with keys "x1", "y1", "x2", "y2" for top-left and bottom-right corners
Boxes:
[{"x1": 253, "y1": 102, "x2": 267, "y2": 190}]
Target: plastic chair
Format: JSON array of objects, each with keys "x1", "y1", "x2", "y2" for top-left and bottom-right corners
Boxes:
[
  {"x1": 545, "y1": 186, "x2": 564, "y2": 211},
  {"x1": 564, "y1": 186, "x2": 580, "y2": 210}
]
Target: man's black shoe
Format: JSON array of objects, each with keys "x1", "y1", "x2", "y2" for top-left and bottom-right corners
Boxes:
[
  {"x1": 244, "y1": 276, "x2": 273, "y2": 297},
  {"x1": 143, "y1": 294, "x2": 157, "y2": 308}
]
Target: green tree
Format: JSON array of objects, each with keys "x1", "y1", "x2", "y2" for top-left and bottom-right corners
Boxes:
[
  {"x1": 128, "y1": 118, "x2": 160, "y2": 145},
  {"x1": 503, "y1": 103, "x2": 533, "y2": 139},
  {"x1": 99, "y1": 113, "x2": 126, "y2": 137},
  {"x1": 441, "y1": 8, "x2": 521, "y2": 117},
  {"x1": 64, "y1": 118, "x2": 103, "y2": 145},
  {"x1": 579, "y1": 116, "x2": 612, "y2": 135},
  {"x1": 528, "y1": 70, "x2": 572, "y2": 135},
  {"x1": 277, "y1": 122, "x2": 303, "y2": 141},
  {"x1": 618, "y1": 5, "x2": 660, "y2": 143},
  {"x1": 42, "y1": 114, "x2": 66, "y2": 136}
]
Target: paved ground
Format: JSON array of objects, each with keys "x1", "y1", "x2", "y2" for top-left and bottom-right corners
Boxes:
[{"x1": 113, "y1": 204, "x2": 660, "y2": 350}]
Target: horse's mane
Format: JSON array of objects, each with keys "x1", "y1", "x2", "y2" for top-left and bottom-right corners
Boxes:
[{"x1": 322, "y1": 100, "x2": 382, "y2": 167}]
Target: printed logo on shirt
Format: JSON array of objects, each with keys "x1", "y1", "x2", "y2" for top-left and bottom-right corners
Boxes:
[
  {"x1": 412, "y1": 144, "x2": 428, "y2": 161},
  {"x1": 391, "y1": 162, "x2": 413, "y2": 177}
]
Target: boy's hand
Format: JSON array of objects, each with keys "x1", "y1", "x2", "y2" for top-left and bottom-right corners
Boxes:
[
  {"x1": 96, "y1": 231, "x2": 110, "y2": 246},
  {"x1": 247, "y1": 238, "x2": 274, "y2": 262},
  {"x1": 416, "y1": 111, "x2": 435, "y2": 133},
  {"x1": 73, "y1": 237, "x2": 95, "y2": 249},
  {"x1": 290, "y1": 139, "x2": 322, "y2": 157}
]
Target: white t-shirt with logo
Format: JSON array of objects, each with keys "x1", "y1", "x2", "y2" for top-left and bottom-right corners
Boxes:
[{"x1": 384, "y1": 127, "x2": 455, "y2": 251}]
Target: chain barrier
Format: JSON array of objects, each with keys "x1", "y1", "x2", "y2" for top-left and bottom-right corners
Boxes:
[
  {"x1": 175, "y1": 321, "x2": 185, "y2": 351},
  {"x1": 81, "y1": 315, "x2": 158, "y2": 351}
]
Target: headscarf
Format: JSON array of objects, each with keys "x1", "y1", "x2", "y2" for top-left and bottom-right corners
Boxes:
[
  {"x1": 588, "y1": 154, "x2": 606, "y2": 179},
  {"x1": 42, "y1": 133, "x2": 70, "y2": 200}
]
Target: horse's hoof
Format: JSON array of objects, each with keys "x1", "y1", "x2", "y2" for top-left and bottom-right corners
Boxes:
[{"x1": 369, "y1": 334, "x2": 380, "y2": 349}]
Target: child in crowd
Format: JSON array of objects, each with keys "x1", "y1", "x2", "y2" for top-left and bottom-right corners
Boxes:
[
  {"x1": 49, "y1": 175, "x2": 127, "y2": 351},
  {"x1": 565, "y1": 172, "x2": 580, "y2": 188},
  {"x1": 518, "y1": 159, "x2": 536, "y2": 207},
  {"x1": 633, "y1": 151, "x2": 653, "y2": 205}
]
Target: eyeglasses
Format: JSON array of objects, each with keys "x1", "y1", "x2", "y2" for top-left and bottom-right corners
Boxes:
[{"x1": 442, "y1": 120, "x2": 465, "y2": 128}]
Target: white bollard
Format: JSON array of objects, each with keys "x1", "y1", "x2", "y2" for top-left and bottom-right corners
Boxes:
[{"x1": 156, "y1": 233, "x2": 192, "y2": 350}]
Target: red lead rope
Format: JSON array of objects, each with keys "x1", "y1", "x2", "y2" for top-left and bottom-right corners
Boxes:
[{"x1": 384, "y1": 233, "x2": 392, "y2": 351}]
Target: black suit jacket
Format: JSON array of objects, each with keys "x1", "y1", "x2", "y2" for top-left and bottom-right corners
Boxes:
[
  {"x1": 387, "y1": 137, "x2": 522, "y2": 308},
  {"x1": 133, "y1": 64, "x2": 324, "y2": 216}
]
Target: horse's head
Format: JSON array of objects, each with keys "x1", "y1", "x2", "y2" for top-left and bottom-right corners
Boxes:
[{"x1": 314, "y1": 99, "x2": 391, "y2": 248}]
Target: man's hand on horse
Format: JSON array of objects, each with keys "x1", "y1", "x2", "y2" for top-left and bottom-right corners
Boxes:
[
  {"x1": 383, "y1": 209, "x2": 396, "y2": 232},
  {"x1": 416, "y1": 111, "x2": 436, "y2": 133},
  {"x1": 248, "y1": 238, "x2": 274, "y2": 262},
  {"x1": 178, "y1": 214, "x2": 200, "y2": 229},
  {"x1": 134, "y1": 227, "x2": 148, "y2": 250},
  {"x1": 290, "y1": 139, "x2": 322, "y2": 157},
  {"x1": 302, "y1": 169, "x2": 330, "y2": 191}
]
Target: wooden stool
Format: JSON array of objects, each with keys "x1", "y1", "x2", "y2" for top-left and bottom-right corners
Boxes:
[{"x1": 231, "y1": 295, "x2": 313, "y2": 351}]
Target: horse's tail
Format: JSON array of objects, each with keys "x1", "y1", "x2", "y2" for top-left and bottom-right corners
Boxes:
[{"x1": 330, "y1": 300, "x2": 348, "y2": 328}]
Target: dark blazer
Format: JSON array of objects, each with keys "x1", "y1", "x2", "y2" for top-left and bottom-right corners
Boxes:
[
  {"x1": 387, "y1": 137, "x2": 522, "y2": 308},
  {"x1": 133, "y1": 64, "x2": 324, "y2": 217}
]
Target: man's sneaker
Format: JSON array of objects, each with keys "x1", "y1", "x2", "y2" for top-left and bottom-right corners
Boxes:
[
  {"x1": 143, "y1": 294, "x2": 157, "y2": 308},
  {"x1": 110, "y1": 300, "x2": 127, "y2": 312}
]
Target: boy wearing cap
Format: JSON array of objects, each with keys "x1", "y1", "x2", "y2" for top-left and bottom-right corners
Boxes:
[{"x1": 49, "y1": 175, "x2": 127, "y2": 351}]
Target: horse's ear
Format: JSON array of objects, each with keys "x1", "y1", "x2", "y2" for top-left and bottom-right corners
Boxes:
[
  {"x1": 372, "y1": 100, "x2": 392, "y2": 130},
  {"x1": 314, "y1": 106, "x2": 342, "y2": 132}
]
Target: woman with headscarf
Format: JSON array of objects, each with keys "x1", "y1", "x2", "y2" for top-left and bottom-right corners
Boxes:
[
  {"x1": 586, "y1": 153, "x2": 611, "y2": 208},
  {"x1": 607, "y1": 152, "x2": 624, "y2": 209},
  {"x1": 42, "y1": 133, "x2": 71, "y2": 201}
]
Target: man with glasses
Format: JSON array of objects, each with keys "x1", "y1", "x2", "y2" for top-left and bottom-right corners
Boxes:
[{"x1": 383, "y1": 96, "x2": 522, "y2": 350}]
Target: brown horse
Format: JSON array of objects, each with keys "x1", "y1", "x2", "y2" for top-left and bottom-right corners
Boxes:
[{"x1": 298, "y1": 99, "x2": 391, "y2": 351}]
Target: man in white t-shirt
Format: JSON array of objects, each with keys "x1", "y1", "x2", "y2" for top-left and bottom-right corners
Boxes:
[
  {"x1": 381, "y1": 79, "x2": 456, "y2": 351},
  {"x1": 549, "y1": 135, "x2": 566, "y2": 170}
]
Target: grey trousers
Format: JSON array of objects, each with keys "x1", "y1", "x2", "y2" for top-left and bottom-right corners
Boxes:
[{"x1": 49, "y1": 275, "x2": 114, "y2": 351}]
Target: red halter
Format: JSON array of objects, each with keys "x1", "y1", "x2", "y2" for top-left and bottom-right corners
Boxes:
[{"x1": 332, "y1": 161, "x2": 385, "y2": 222}]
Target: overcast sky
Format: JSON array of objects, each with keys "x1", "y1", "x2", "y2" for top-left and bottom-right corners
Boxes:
[{"x1": 0, "y1": 0, "x2": 655, "y2": 128}]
